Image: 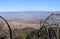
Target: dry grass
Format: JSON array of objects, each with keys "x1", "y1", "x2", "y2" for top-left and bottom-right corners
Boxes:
[{"x1": 2, "y1": 21, "x2": 40, "y2": 30}]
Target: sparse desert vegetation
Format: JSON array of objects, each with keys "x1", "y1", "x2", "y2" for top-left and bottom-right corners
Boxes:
[
  {"x1": 0, "y1": 21, "x2": 40, "y2": 39},
  {"x1": 0, "y1": 21, "x2": 60, "y2": 39}
]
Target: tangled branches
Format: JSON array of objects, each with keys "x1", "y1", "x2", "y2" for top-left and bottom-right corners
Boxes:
[{"x1": 38, "y1": 13, "x2": 60, "y2": 39}]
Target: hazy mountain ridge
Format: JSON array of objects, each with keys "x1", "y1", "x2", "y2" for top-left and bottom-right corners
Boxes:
[{"x1": 0, "y1": 11, "x2": 60, "y2": 24}]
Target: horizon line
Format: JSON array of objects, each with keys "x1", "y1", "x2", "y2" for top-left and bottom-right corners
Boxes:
[{"x1": 0, "y1": 11, "x2": 60, "y2": 12}]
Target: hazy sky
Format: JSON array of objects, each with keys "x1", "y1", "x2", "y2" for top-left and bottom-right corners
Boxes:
[{"x1": 0, "y1": 0, "x2": 60, "y2": 12}]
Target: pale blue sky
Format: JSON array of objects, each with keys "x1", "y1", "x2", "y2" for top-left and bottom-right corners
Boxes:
[{"x1": 0, "y1": 0, "x2": 60, "y2": 12}]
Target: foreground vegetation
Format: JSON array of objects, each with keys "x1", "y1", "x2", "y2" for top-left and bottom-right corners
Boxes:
[
  {"x1": 12, "y1": 27, "x2": 60, "y2": 39},
  {"x1": 0, "y1": 26, "x2": 60, "y2": 39},
  {"x1": 0, "y1": 22, "x2": 60, "y2": 39}
]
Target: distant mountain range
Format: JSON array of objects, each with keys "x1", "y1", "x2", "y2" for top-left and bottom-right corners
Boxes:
[{"x1": 0, "y1": 11, "x2": 60, "y2": 24}]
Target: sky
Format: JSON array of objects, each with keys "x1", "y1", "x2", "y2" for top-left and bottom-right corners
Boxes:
[{"x1": 0, "y1": 0, "x2": 60, "y2": 12}]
